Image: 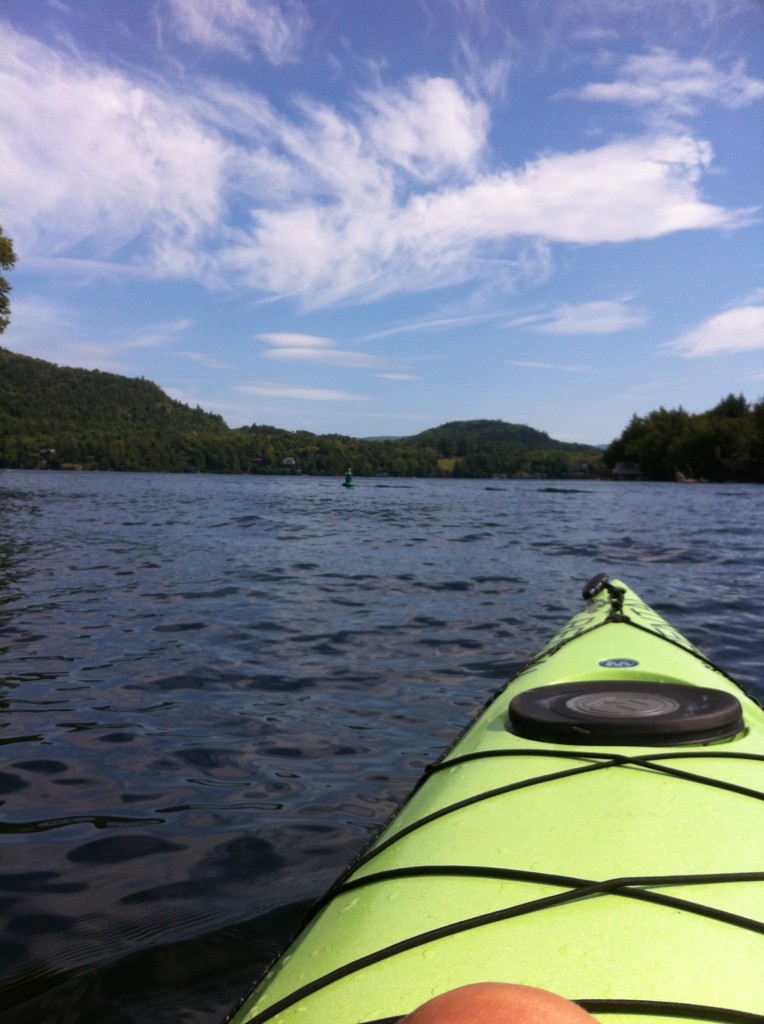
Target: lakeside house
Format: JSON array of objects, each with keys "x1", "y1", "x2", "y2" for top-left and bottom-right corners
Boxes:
[{"x1": 611, "y1": 462, "x2": 643, "y2": 481}]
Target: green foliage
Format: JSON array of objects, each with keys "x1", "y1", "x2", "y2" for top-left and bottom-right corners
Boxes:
[
  {"x1": 0, "y1": 347, "x2": 229, "y2": 471},
  {"x1": 0, "y1": 227, "x2": 17, "y2": 334},
  {"x1": 0, "y1": 347, "x2": 603, "y2": 477},
  {"x1": 409, "y1": 419, "x2": 591, "y2": 454},
  {"x1": 708, "y1": 394, "x2": 750, "y2": 418},
  {"x1": 406, "y1": 419, "x2": 598, "y2": 478},
  {"x1": 604, "y1": 394, "x2": 763, "y2": 482}
]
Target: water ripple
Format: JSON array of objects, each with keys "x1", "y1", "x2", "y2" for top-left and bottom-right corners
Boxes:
[{"x1": 0, "y1": 473, "x2": 762, "y2": 1022}]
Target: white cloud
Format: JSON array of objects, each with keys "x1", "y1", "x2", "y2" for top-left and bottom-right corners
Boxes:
[
  {"x1": 227, "y1": 134, "x2": 748, "y2": 304},
  {"x1": 0, "y1": 27, "x2": 225, "y2": 273},
  {"x1": 257, "y1": 332, "x2": 387, "y2": 368},
  {"x1": 124, "y1": 318, "x2": 193, "y2": 349},
  {"x1": 402, "y1": 135, "x2": 744, "y2": 247},
  {"x1": 511, "y1": 299, "x2": 648, "y2": 335},
  {"x1": 665, "y1": 305, "x2": 764, "y2": 357},
  {"x1": 180, "y1": 351, "x2": 230, "y2": 369},
  {"x1": 1, "y1": 27, "x2": 753, "y2": 310},
  {"x1": 236, "y1": 383, "x2": 365, "y2": 401},
  {"x1": 266, "y1": 347, "x2": 385, "y2": 369},
  {"x1": 509, "y1": 360, "x2": 597, "y2": 373},
  {"x1": 258, "y1": 333, "x2": 335, "y2": 349},
  {"x1": 361, "y1": 77, "x2": 489, "y2": 181},
  {"x1": 573, "y1": 48, "x2": 764, "y2": 120},
  {"x1": 166, "y1": 0, "x2": 311, "y2": 64},
  {"x1": 361, "y1": 313, "x2": 496, "y2": 342}
]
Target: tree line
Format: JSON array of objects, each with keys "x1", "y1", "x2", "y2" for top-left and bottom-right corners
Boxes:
[
  {"x1": 0, "y1": 226, "x2": 14, "y2": 335},
  {"x1": 2, "y1": 227, "x2": 760, "y2": 482},
  {"x1": 0, "y1": 348, "x2": 600, "y2": 477},
  {"x1": 603, "y1": 394, "x2": 764, "y2": 483},
  {"x1": 3, "y1": 343, "x2": 760, "y2": 480}
]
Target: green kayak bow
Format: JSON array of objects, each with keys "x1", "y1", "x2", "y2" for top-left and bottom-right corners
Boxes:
[{"x1": 227, "y1": 577, "x2": 764, "y2": 1024}]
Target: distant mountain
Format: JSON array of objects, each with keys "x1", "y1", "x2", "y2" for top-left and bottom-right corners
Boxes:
[
  {"x1": 0, "y1": 347, "x2": 602, "y2": 477},
  {"x1": 407, "y1": 419, "x2": 596, "y2": 454}
]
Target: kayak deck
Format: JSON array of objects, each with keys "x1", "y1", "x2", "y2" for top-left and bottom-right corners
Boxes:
[{"x1": 227, "y1": 579, "x2": 764, "y2": 1024}]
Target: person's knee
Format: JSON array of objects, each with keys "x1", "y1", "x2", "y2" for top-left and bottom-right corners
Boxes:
[{"x1": 400, "y1": 983, "x2": 598, "y2": 1023}]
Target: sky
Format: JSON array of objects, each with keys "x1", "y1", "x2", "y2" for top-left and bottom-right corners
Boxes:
[{"x1": 1, "y1": 0, "x2": 763, "y2": 445}]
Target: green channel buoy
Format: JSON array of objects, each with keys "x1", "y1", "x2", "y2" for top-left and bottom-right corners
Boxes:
[{"x1": 343, "y1": 468, "x2": 354, "y2": 488}]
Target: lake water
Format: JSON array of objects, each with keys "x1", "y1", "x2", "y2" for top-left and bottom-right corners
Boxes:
[{"x1": 1, "y1": 471, "x2": 762, "y2": 1023}]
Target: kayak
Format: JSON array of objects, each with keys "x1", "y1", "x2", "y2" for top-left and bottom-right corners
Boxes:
[{"x1": 226, "y1": 576, "x2": 764, "y2": 1024}]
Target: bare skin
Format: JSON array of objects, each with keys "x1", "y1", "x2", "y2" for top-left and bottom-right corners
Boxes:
[{"x1": 400, "y1": 983, "x2": 599, "y2": 1024}]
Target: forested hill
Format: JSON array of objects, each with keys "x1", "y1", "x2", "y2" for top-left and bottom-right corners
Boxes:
[
  {"x1": 0, "y1": 346, "x2": 600, "y2": 476},
  {"x1": 4, "y1": 347, "x2": 760, "y2": 481},
  {"x1": 0, "y1": 347, "x2": 228, "y2": 435},
  {"x1": 409, "y1": 419, "x2": 594, "y2": 453}
]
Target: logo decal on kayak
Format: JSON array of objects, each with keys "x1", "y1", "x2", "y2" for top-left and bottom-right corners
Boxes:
[{"x1": 599, "y1": 658, "x2": 638, "y2": 668}]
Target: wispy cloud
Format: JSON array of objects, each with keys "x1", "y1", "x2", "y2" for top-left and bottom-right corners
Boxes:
[
  {"x1": 7, "y1": 296, "x2": 196, "y2": 372},
  {"x1": 21, "y1": 256, "x2": 148, "y2": 278},
  {"x1": 227, "y1": 133, "x2": 749, "y2": 305},
  {"x1": 509, "y1": 360, "x2": 598, "y2": 374},
  {"x1": 1, "y1": 25, "x2": 755, "y2": 310},
  {"x1": 360, "y1": 76, "x2": 489, "y2": 181},
  {"x1": 7, "y1": 295, "x2": 125, "y2": 370},
  {"x1": 510, "y1": 299, "x2": 648, "y2": 335},
  {"x1": 361, "y1": 313, "x2": 496, "y2": 342},
  {"x1": 665, "y1": 304, "x2": 764, "y2": 357},
  {"x1": 258, "y1": 332, "x2": 335, "y2": 350},
  {"x1": 571, "y1": 47, "x2": 764, "y2": 123},
  {"x1": 165, "y1": 0, "x2": 311, "y2": 64},
  {"x1": 1, "y1": 26, "x2": 225, "y2": 272},
  {"x1": 236, "y1": 382, "x2": 366, "y2": 401},
  {"x1": 257, "y1": 333, "x2": 388, "y2": 368},
  {"x1": 124, "y1": 318, "x2": 193, "y2": 349},
  {"x1": 180, "y1": 351, "x2": 230, "y2": 369}
]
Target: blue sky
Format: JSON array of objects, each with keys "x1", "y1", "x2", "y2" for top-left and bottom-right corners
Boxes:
[{"x1": 1, "y1": 0, "x2": 763, "y2": 445}]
